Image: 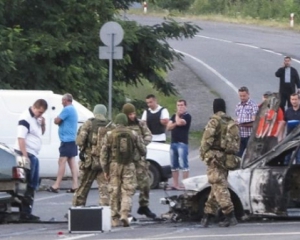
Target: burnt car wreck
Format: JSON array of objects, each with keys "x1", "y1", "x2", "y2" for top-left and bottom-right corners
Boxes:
[{"x1": 161, "y1": 95, "x2": 300, "y2": 222}]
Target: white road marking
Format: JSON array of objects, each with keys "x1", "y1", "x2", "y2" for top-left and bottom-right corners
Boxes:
[
  {"x1": 195, "y1": 34, "x2": 300, "y2": 63},
  {"x1": 55, "y1": 234, "x2": 95, "y2": 240},
  {"x1": 175, "y1": 49, "x2": 238, "y2": 93},
  {"x1": 94, "y1": 231, "x2": 300, "y2": 240},
  {"x1": 35, "y1": 193, "x2": 68, "y2": 202}
]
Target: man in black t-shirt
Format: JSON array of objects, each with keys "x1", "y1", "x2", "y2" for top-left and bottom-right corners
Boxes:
[{"x1": 166, "y1": 99, "x2": 192, "y2": 190}]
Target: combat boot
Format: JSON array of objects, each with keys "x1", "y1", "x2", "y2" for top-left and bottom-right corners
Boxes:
[
  {"x1": 137, "y1": 206, "x2": 156, "y2": 219},
  {"x1": 219, "y1": 211, "x2": 238, "y2": 227},
  {"x1": 120, "y1": 214, "x2": 129, "y2": 227},
  {"x1": 111, "y1": 218, "x2": 120, "y2": 227},
  {"x1": 201, "y1": 213, "x2": 214, "y2": 228}
]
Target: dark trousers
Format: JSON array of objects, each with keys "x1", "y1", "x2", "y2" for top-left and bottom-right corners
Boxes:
[
  {"x1": 280, "y1": 92, "x2": 292, "y2": 111},
  {"x1": 237, "y1": 137, "x2": 249, "y2": 157}
]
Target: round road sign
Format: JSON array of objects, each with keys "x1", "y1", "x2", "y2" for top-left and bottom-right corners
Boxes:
[{"x1": 100, "y1": 21, "x2": 124, "y2": 46}]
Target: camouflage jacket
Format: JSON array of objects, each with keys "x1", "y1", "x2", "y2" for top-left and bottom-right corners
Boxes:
[
  {"x1": 100, "y1": 125, "x2": 146, "y2": 174},
  {"x1": 76, "y1": 115, "x2": 107, "y2": 167},
  {"x1": 200, "y1": 111, "x2": 227, "y2": 163},
  {"x1": 128, "y1": 118, "x2": 152, "y2": 161}
]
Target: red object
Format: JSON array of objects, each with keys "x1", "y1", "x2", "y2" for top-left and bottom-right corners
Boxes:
[{"x1": 57, "y1": 231, "x2": 63, "y2": 235}]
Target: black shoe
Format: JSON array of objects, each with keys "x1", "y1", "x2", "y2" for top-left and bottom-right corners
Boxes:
[
  {"x1": 201, "y1": 213, "x2": 214, "y2": 227},
  {"x1": 219, "y1": 211, "x2": 238, "y2": 227},
  {"x1": 137, "y1": 206, "x2": 156, "y2": 219},
  {"x1": 20, "y1": 213, "x2": 40, "y2": 222}
]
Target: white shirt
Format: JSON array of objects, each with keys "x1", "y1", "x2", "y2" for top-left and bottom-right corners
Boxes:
[
  {"x1": 14, "y1": 108, "x2": 43, "y2": 156},
  {"x1": 142, "y1": 105, "x2": 170, "y2": 141}
]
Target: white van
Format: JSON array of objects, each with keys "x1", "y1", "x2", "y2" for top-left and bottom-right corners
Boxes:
[{"x1": 0, "y1": 90, "x2": 171, "y2": 188}]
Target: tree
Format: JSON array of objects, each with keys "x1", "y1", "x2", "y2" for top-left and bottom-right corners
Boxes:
[
  {"x1": 0, "y1": 0, "x2": 200, "y2": 108},
  {"x1": 155, "y1": 0, "x2": 194, "y2": 12}
]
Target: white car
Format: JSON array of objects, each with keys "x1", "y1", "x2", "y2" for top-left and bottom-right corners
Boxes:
[
  {"x1": 161, "y1": 120, "x2": 300, "y2": 221},
  {"x1": 0, "y1": 90, "x2": 171, "y2": 189}
]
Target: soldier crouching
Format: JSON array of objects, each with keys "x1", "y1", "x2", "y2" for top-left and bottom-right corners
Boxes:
[{"x1": 100, "y1": 113, "x2": 147, "y2": 227}]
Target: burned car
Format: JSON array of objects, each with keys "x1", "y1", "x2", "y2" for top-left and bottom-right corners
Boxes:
[
  {"x1": 0, "y1": 143, "x2": 30, "y2": 223},
  {"x1": 161, "y1": 95, "x2": 300, "y2": 221}
]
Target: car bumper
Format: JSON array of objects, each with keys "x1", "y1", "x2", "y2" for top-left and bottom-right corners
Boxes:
[{"x1": 161, "y1": 165, "x2": 172, "y2": 181}]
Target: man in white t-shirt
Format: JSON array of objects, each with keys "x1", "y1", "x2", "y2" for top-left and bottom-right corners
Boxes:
[{"x1": 141, "y1": 94, "x2": 169, "y2": 142}]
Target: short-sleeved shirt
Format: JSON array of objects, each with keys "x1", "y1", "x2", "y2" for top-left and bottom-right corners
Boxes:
[
  {"x1": 235, "y1": 99, "x2": 259, "y2": 138},
  {"x1": 170, "y1": 112, "x2": 192, "y2": 144},
  {"x1": 284, "y1": 106, "x2": 300, "y2": 134},
  {"x1": 14, "y1": 107, "x2": 43, "y2": 156},
  {"x1": 58, "y1": 105, "x2": 78, "y2": 142},
  {"x1": 141, "y1": 105, "x2": 169, "y2": 141}
]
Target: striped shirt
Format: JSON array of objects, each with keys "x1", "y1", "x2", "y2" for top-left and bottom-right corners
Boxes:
[{"x1": 235, "y1": 99, "x2": 259, "y2": 138}]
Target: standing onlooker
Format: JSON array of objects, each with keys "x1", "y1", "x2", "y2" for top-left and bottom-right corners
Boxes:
[
  {"x1": 200, "y1": 98, "x2": 239, "y2": 228},
  {"x1": 47, "y1": 93, "x2": 78, "y2": 193},
  {"x1": 14, "y1": 99, "x2": 48, "y2": 221},
  {"x1": 275, "y1": 56, "x2": 300, "y2": 110},
  {"x1": 141, "y1": 94, "x2": 169, "y2": 143},
  {"x1": 284, "y1": 93, "x2": 300, "y2": 164},
  {"x1": 285, "y1": 93, "x2": 300, "y2": 134},
  {"x1": 73, "y1": 104, "x2": 109, "y2": 207},
  {"x1": 235, "y1": 86, "x2": 259, "y2": 157},
  {"x1": 122, "y1": 103, "x2": 156, "y2": 219},
  {"x1": 100, "y1": 113, "x2": 146, "y2": 227},
  {"x1": 166, "y1": 99, "x2": 191, "y2": 190}
]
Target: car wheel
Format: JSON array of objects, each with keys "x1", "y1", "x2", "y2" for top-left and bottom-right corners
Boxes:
[
  {"x1": 189, "y1": 189, "x2": 210, "y2": 221},
  {"x1": 148, "y1": 163, "x2": 160, "y2": 189}
]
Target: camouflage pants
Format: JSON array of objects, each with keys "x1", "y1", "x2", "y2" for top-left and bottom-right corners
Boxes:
[
  {"x1": 135, "y1": 159, "x2": 150, "y2": 207},
  {"x1": 72, "y1": 162, "x2": 109, "y2": 206},
  {"x1": 204, "y1": 162, "x2": 234, "y2": 215},
  {"x1": 109, "y1": 162, "x2": 137, "y2": 219}
]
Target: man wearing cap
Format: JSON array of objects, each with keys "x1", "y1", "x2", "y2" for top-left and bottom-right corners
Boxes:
[
  {"x1": 73, "y1": 104, "x2": 110, "y2": 206},
  {"x1": 275, "y1": 56, "x2": 300, "y2": 110},
  {"x1": 122, "y1": 103, "x2": 156, "y2": 219}
]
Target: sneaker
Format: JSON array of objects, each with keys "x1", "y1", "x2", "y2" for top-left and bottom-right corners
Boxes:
[
  {"x1": 137, "y1": 206, "x2": 156, "y2": 219},
  {"x1": 111, "y1": 218, "x2": 120, "y2": 227},
  {"x1": 20, "y1": 213, "x2": 40, "y2": 222}
]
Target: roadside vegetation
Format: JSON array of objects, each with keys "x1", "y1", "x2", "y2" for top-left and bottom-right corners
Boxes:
[{"x1": 131, "y1": 0, "x2": 300, "y2": 30}]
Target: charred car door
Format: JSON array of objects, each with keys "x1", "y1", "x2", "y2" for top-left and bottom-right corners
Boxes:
[{"x1": 248, "y1": 139, "x2": 300, "y2": 217}]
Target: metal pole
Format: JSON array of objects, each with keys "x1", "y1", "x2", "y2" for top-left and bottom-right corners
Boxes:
[{"x1": 108, "y1": 34, "x2": 115, "y2": 121}]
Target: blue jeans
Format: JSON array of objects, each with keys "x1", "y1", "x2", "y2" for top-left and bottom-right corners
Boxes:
[
  {"x1": 237, "y1": 137, "x2": 249, "y2": 157},
  {"x1": 27, "y1": 154, "x2": 40, "y2": 190},
  {"x1": 170, "y1": 142, "x2": 189, "y2": 171}
]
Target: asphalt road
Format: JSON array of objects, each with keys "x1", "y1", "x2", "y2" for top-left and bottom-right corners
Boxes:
[
  {"x1": 3, "y1": 16, "x2": 300, "y2": 239},
  {"x1": 129, "y1": 15, "x2": 300, "y2": 115}
]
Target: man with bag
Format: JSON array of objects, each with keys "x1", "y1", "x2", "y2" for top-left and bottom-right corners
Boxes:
[
  {"x1": 200, "y1": 98, "x2": 241, "y2": 228},
  {"x1": 100, "y1": 113, "x2": 147, "y2": 227},
  {"x1": 72, "y1": 104, "x2": 110, "y2": 206}
]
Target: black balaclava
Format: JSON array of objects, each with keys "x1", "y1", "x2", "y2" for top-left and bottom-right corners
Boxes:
[{"x1": 213, "y1": 98, "x2": 226, "y2": 114}]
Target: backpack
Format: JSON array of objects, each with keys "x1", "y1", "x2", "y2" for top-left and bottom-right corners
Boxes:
[
  {"x1": 214, "y1": 115, "x2": 240, "y2": 154},
  {"x1": 88, "y1": 118, "x2": 108, "y2": 147},
  {"x1": 212, "y1": 114, "x2": 240, "y2": 170},
  {"x1": 112, "y1": 129, "x2": 135, "y2": 165}
]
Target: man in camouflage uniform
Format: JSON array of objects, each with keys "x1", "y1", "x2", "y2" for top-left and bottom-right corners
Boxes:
[
  {"x1": 73, "y1": 104, "x2": 109, "y2": 206},
  {"x1": 122, "y1": 103, "x2": 156, "y2": 219},
  {"x1": 200, "y1": 98, "x2": 238, "y2": 228},
  {"x1": 100, "y1": 113, "x2": 147, "y2": 227}
]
